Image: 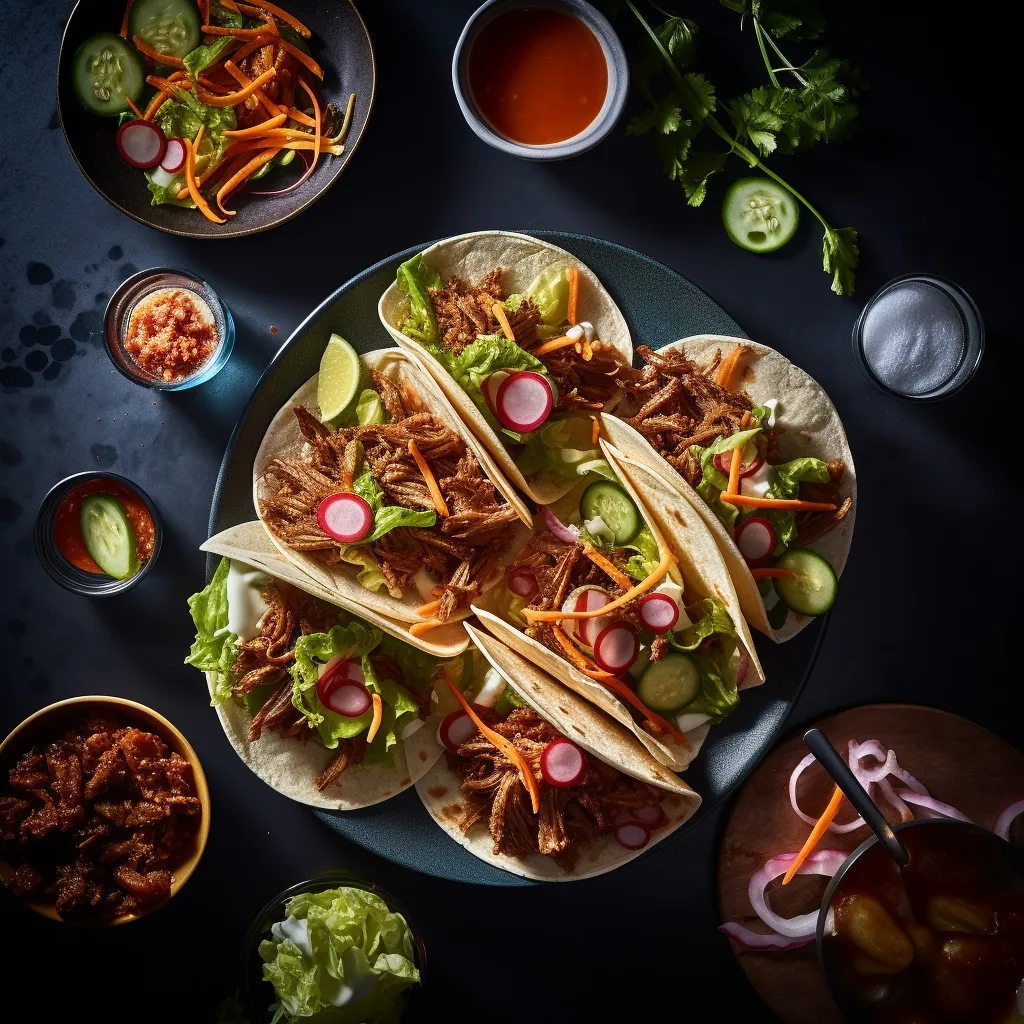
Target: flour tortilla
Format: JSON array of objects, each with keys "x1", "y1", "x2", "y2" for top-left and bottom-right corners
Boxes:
[
  {"x1": 473, "y1": 441, "x2": 764, "y2": 772},
  {"x1": 416, "y1": 623, "x2": 700, "y2": 881},
  {"x1": 600, "y1": 335, "x2": 857, "y2": 642},
  {"x1": 377, "y1": 230, "x2": 632, "y2": 504},
  {"x1": 253, "y1": 347, "x2": 532, "y2": 628}
]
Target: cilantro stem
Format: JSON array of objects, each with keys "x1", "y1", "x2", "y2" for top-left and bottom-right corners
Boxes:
[
  {"x1": 760, "y1": 26, "x2": 809, "y2": 87},
  {"x1": 752, "y1": 19, "x2": 781, "y2": 88}
]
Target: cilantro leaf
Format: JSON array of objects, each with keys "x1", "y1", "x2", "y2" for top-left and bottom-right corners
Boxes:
[
  {"x1": 822, "y1": 226, "x2": 859, "y2": 296},
  {"x1": 627, "y1": 97, "x2": 684, "y2": 136},
  {"x1": 657, "y1": 15, "x2": 700, "y2": 67},
  {"x1": 678, "y1": 150, "x2": 728, "y2": 206}
]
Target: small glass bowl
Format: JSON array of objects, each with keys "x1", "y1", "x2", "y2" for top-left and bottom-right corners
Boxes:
[
  {"x1": 241, "y1": 872, "x2": 427, "y2": 1023},
  {"x1": 34, "y1": 472, "x2": 163, "y2": 596},
  {"x1": 104, "y1": 267, "x2": 235, "y2": 390}
]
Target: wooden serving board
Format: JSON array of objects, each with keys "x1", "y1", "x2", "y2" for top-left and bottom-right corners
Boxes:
[{"x1": 716, "y1": 704, "x2": 1024, "y2": 1024}]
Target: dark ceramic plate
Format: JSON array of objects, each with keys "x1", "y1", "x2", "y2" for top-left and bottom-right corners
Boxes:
[
  {"x1": 56, "y1": 0, "x2": 374, "y2": 238},
  {"x1": 209, "y1": 232, "x2": 827, "y2": 885}
]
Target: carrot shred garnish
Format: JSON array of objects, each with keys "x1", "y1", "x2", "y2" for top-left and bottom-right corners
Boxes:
[
  {"x1": 200, "y1": 24, "x2": 273, "y2": 38},
  {"x1": 286, "y1": 106, "x2": 317, "y2": 127},
  {"x1": 120, "y1": 0, "x2": 133, "y2": 37},
  {"x1": 727, "y1": 411, "x2": 752, "y2": 496},
  {"x1": 200, "y1": 0, "x2": 210, "y2": 24},
  {"x1": 198, "y1": 67, "x2": 277, "y2": 106},
  {"x1": 146, "y1": 74, "x2": 189, "y2": 93},
  {"x1": 366, "y1": 693, "x2": 383, "y2": 744},
  {"x1": 582, "y1": 544, "x2": 633, "y2": 591},
  {"x1": 524, "y1": 551, "x2": 676, "y2": 624},
  {"x1": 440, "y1": 671, "x2": 541, "y2": 813},
  {"x1": 279, "y1": 38, "x2": 323, "y2": 78},
  {"x1": 143, "y1": 90, "x2": 172, "y2": 120},
  {"x1": 224, "y1": 0, "x2": 311, "y2": 37},
  {"x1": 215, "y1": 148, "x2": 280, "y2": 214},
  {"x1": 125, "y1": 95, "x2": 144, "y2": 119},
  {"x1": 750, "y1": 568, "x2": 798, "y2": 580},
  {"x1": 183, "y1": 132, "x2": 226, "y2": 224},
  {"x1": 492, "y1": 302, "x2": 515, "y2": 342},
  {"x1": 416, "y1": 599, "x2": 441, "y2": 619},
  {"x1": 714, "y1": 344, "x2": 752, "y2": 393},
  {"x1": 409, "y1": 618, "x2": 443, "y2": 637},
  {"x1": 227, "y1": 35, "x2": 277, "y2": 65},
  {"x1": 590, "y1": 416, "x2": 600, "y2": 445},
  {"x1": 720, "y1": 493, "x2": 837, "y2": 512},
  {"x1": 222, "y1": 61, "x2": 280, "y2": 117},
  {"x1": 567, "y1": 267, "x2": 580, "y2": 324},
  {"x1": 298, "y1": 78, "x2": 321, "y2": 173},
  {"x1": 531, "y1": 336, "x2": 574, "y2": 357},
  {"x1": 132, "y1": 35, "x2": 185, "y2": 67},
  {"x1": 782, "y1": 784, "x2": 844, "y2": 884},
  {"x1": 223, "y1": 113, "x2": 287, "y2": 138},
  {"x1": 408, "y1": 440, "x2": 449, "y2": 517}
]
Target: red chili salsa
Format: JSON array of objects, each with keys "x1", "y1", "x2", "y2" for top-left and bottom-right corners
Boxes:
[
  {"x1": 54, "y1": 479, "x2": 155, "y2": 575},
  {"x1": 124, "y1": 287, "x2": 219, "y2": 383}
]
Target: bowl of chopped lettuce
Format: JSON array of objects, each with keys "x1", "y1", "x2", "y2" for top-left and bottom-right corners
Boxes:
[{"x1": 242, "y1": 873, "x2": 425, "y2": 1023}]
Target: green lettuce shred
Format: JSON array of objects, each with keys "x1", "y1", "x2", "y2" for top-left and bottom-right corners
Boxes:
[
  {"x1": 395, "y1": 253, "x2": 442, "y2": 349},
  {"x1": 185, "y1": 557, "x2": 238, "y2": 704}
]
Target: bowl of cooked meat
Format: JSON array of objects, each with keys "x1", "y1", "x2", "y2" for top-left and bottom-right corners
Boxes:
[{"x1": 0, "y1": 696, "x2": 210, "y2": 924}]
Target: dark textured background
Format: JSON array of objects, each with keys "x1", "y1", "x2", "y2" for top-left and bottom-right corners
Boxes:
[{"x1": 0, "y1": 1, "x2": 1016, "y2": 1021}]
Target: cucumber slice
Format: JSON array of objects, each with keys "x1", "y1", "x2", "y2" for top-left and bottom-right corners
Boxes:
[
  {"x1": 72, "y1": 33, "x2": 146, "y2": 117},
  {"x1": 129, "y1": 0, "x2": 201, "y2": 59},
  {"x1": 637, "y1": 653, "x2": 701, "y2": 713},
  {"x1": 722, "y1": 177, "x2": 800, "y2": 254},
  {"x1": 579, "y1": 481, "x2": 642, "y2": 545},
  {"x1": 773, "y1": 548, "x2": 837, "y2": 617},
  {"x1": 79, "y1": 494, "x2": 139, "y2": 580}
]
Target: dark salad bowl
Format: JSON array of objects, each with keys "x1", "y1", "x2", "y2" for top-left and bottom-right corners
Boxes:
[{"x1": 56, "y1": 0, "x2": 375, "y2": 238}]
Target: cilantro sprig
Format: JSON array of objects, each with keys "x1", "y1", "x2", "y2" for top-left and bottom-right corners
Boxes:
[{"x1": 624, "y1": 1, "x2": 861, "y2": 296}]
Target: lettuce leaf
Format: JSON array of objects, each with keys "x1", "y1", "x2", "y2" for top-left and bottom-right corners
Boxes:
[
  {"x1": 515, "y1": 417, "x2": 614, "y2": 484},
  {"x1": 351, "y1": 469, "x2": 436, "y2": 543},
  {"x1": 396, "y1": 253, "x2": 442, "y2": 349},
  {"x1": 622, "y1": 527, "x2": 661, "y2": 582},
  {"x1": 669, "y1": 598, "x2": 737, "y2": 651},
  {"x1": 668, "y1": 599, "x2": 741, "y2": 723},
  {"x1": 448, "y1": 334, "x2": 545, "y2": 418},
  {"x1": 260, "y1": 887, "x2": 420, "y2": 1024},
  {"x1": 685, "y1": 654, "x2": 739, "y2": 722},
  {"x1": 335, "y1": 544, "x2": 392, "y2": 596},
  {"x1": 359, "y1": 657, "x2": 420, "y2": 766},
  {"x1": 525, "y1": 265, "x2": 570, "y2": 325},
  {"x1": 182, "y1": 37, "x2": 235, "y2": 78},
  {"x1": 763, "y1": 456, "x2": 832, "y2": 552},
  {"x1": 184, "y1": 557, "x2": 237, "y2": 704},
  {"x1": 692, "y1": 427, "x2": 763, "y2": 531}
]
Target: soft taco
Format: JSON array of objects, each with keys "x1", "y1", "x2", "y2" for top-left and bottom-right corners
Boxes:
[
  {"x1": 473, "y1": 440, "x2": 764, "y2": 773},
  {"x1": 417, "y1": 623, "x2": 701, "y2": 881},
  {"x1": 185, "y1": 550, "x2": 477, "y2": 811},
  {"x1": 601, "y1": 336, "x2": 856, "y2": 641},
  {"x1": 253, "y1": 343, "x2": 532, "y2": 640},
  {"x1": 377, "y1": 230, "x2": 633, "y2": 504}
]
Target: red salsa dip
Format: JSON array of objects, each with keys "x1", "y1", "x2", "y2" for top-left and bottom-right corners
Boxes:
[
  {"x1": 54, "y1": 479, "x2": 155, "y2": 575},
  {"x1": 124, "y1": 286, "x2": 219, "y2": 383}
]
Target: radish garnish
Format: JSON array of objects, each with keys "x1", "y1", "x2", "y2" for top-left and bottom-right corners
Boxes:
[
  {"x1": 539, "y1": 504, "x2": 579, "y2": 544},
  {"x1": 592, "y1": 621, "x2": 638, "y2": 674},
  {"x1": 717, "y1": 922, "x2": 816, "y2": 951},
  {"x1": 160, "y1": 137, "x2": 186, "y2": 174},
  {"x1": 494, "y1": 371, "x2": 553, "y2": 433},
  {"x1": 630, "y1": 804, "x2": 666, "y2": 829},
  {"x1": 316, "y1": 658, "x2": 371, "y2": 717},
  {"x1": 540, "y1": 738, "x2": 586, "y2": 787},
  {"x1": 507, "y1": 568, "x2": 538, "y2": 600},
  {"x1": 638, "y1": 593, "x2": 679, "y2": 633},
  {"x1": 714, "y1": 443, "x2": 763, "y2": 478},
  {"x1": 317, "y1": 493, "x2": 373, "y2": 543},
  {"x1": 995, "y1": 800, "x2": 1024, "y2": 841},
  {"x1": 438, "y1": 710, "x2": 478, "y2": 752},
  {"x1": 735, "y1": 517, "x2": 776, "y2": 564},
  {"x1": 561, "y1": 586, "x2": 612, "y2": 650},
  {"x1": 323, "y1": 683, "x2": 372, "y2": 718},
  {"x1": 614, "y1": 822, "x2": 650, "y2": 850},
  {"x1": 117, "y1": 120, "x2": 167, "y2": 169},
  {"x1": 481, "y1": 371, "x2": 509, "y2": 415}
]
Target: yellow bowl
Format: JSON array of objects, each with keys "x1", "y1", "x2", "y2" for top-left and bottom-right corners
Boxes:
[{"x1": 0, "y1": 695, "x2": 211, "y2": 925}]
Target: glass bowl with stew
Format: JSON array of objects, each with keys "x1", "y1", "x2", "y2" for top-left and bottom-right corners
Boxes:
[
  {"x1": 104, "y1": 267, "x2": 235, "y2": 390},
  {"x1": 34, "y1": 472, "x2": 162, "y2": 596},
  {"x1": 817, "y1": 818, "x2": 1024, "y2": 1024}
]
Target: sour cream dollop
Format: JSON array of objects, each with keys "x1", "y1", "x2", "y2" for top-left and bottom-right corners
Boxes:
[{"x1": 226, "y1": 560, "x2": 271, "y2": 641}]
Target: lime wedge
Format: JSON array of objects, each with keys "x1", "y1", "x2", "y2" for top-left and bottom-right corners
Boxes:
[{"x1": 317, "y1": 334, "x2": 365, "y2": 425}]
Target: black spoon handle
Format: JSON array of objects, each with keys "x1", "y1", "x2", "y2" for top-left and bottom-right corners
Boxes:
[{"x1": 803, "y1": 728, "x2": 910, "y2": 867}]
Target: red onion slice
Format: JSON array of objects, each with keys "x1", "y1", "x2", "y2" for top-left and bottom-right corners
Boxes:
[
  {"x1": 539, "y1": 504, "x2": 579, "y2": 544},
  {"x1": 789, "y1": 752, "x2": 863, "y2": 832},
  {"x1": 717, "y1": 922, "x2": 816, "y2": 951},
  {"x1": 248, "y1": 150, "x2": 315, "y2": 196},
  {"x1": 995, "y1": 799, "x2": 1024, "y2": 841},
  {"x1": 894, "y1": 790, "x2": 974, "y2": 823},
  {"x1": 748, "y1": 850, "x2": 847, "y2": 938}
]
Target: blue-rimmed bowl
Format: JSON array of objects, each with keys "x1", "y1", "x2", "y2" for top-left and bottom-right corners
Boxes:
[{"x1": 452, "y1": 0, "x2": 629, "y2": 161}]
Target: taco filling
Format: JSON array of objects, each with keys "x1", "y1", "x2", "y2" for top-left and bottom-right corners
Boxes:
[
  {"x1": 186, "y1": 558, "x2": 443, "y2": 789},
  {"x1": 395, "y1": 254, "x2": 626, "y2": 489},
  {"x1": 258, "y1": 366, "x2": 521, "y2": 623}
]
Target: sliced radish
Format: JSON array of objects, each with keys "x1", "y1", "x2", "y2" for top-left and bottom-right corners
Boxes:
[
  {"x1": 540, "y1": 738, "x2": 586, "y2": 787},
  {"x1": 323, "y1": 683, "x2": 372, "y2": 717},
  {"x1": 630, "y1": 804, "x2": 666, "y2": 829},
  {"x1": 317, "y1": 493, "x2": 374, "y2": 543},
  {"x1": 615, "y1": 822, "x2": 650, "y2": 850},
  {"x1": 593, "y1": 621, "x2": 638, "y2": 675},
  {"x1": 317, "y1": 657, "x2": 369, "y2": 715},
  {"x1": 560, "y1": 586, "x2": 611, "y2": 651},
  {"x1": 735, "y1": 516, "x2": 776, "y2": 564},
  {"x1": 438, "y1": 711, "x2": 478, "y2": 752},
  {"x1": 494, "y1": 371, "x2": 553, "y2": 433},
  {"x1": 160, "y1": 137, "x2": 186, "y2": 174},
  {"x1": 638, "y1": 593, "x2": 679, "y2": 633},
  {"x1": 507, "y1": 567, "x2": 538, "y2": 600},
  {"x1": 116, "y1": 120, "x2": 167, "y2": 169},
  {"x1": 481, "y1": 371, "x2": 509, "y2": 415},
  {"x1": 318, "y1": 655, "x2": 365, "y2": 689},
  {"x1": 713, "y1": 441, "x2": 763, "y2": 479}
]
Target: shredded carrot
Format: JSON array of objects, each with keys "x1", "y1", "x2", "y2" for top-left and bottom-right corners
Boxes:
[
  {"x1": 286, "y1": 106, "x2": 317, "y2": 127},
  {"x1": 200, "y1": 0, "x2": 209, "y2": 24},
  {"x1": 227, "y1": 35, "x2": 278, "y2": 65},
  {"x1": 222, "y1": 60, "x2": 280, "y2": 118},
  {"x1": 183, "y1": 132, "x2": 226, "y2": 225},
  {"x1": 409, "y1": 618, "x2": 443, "y2": 637},
  {"x1": 120, "y1": 0, "x2": 133, "y2": 37},
  {"x1": 532, "y1": 336, "x2": 574, "y2": 357},
  {"x1": 590, "y1": 416, "x2": 600, "y2": 445},
  {"x1": 279, "y1": 39, "x2": 323, "y2": 78},
  {"x1": 366, "y1": 693, "x2": 383, "y2": 744},
  {"x1": 125, "y1": 95, "x2": 144, "y2": 119},
  {"x1": 224, "y1": 0, "x2": 311, "y2": 37},
  {"x1": 146, "y1": 74, "x2": 189, "y2": 93},
  {"x1": 492, "y1": 302, "x2": 515, "y2": 342},
  {"x1": 727, "y1": 411, "x2": 752, "y2": 495},
  {"x1": 715, "y1": 345, "x2": 751, "y2": 392},
  {"x1": 219, "y1": 127, "x2": 318, "y2": 141},
  {"x1": 298, "y1": 78, "x2": 321, "y2": 174},
  {"x1": 223, "y1": 113, "x2": 287, "y2": 138},
  {"x1": 215, "y1": 148, "x2": 280, "y2": 214},
  {"x1": 720, "y1": 493, "x2": 837, "y2": 512},
  {"x1": 408, "y1": 440, "x2": 449, "y2": 517},
  {"x1": 750, "y1": 568, "x2": 798, "y2": 580},
  {"x1": 550, "y1": 626, "x2": 688, "y2": 746},
  {"x1": 582, "y1": 544, "x2": 633, "y2": 591},
  {"x1": 197, "y1": 74, "x2": 236, "y2": 94},
  {"x1": 201, "y1": 24, "x2": 273, "y2": 38},
  {"x1": 567, "y1": 267, "x2": 580, "y2": 325},
  {"x1": 416, "y1": 599, "x2": 441, "y2": 619},
  {"x1": 441, "y1": 671, "x2": 541, "y2": 813},
  {"x1": 143, "y1": 90, "x2": 172, "y2": 120},
  {"x1": 524, "y1": 550, "x2": 676, "y2": 624},
  {"x1": 133, "y1": 35, "x2": 185, "y2": 67},
  {"x1": 198, "y1": 67, "x2": 277, "y2": 106},
  {"x1": 783, "y1": 784, "x2": 844, "y2": 884}
]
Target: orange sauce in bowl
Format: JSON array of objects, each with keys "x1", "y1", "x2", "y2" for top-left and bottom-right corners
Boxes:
[{"x1": 468, "y1": 8, "x2": 608, "y2": 145}]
